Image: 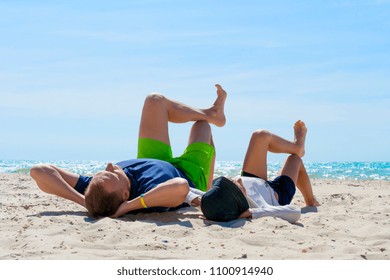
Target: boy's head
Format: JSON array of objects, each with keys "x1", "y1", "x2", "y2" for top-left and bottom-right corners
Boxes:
[{"x1": 201, "y1": 176, "x2": 249, "y2": 222}]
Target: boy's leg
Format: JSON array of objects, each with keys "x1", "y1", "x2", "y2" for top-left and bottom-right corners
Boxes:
[
  {"x1": 279, "y1": 155, "x2": 319, "y2": 206},
  {"x1": 138, "y1": 84, "x2": 227, "y2": 145},
  {"x1": 242, "y1": 121, "x2": 306, "y2": 180}
]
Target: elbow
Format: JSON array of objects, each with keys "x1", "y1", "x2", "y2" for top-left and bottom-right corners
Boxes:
[
  {"x1": 29, "y1": 164, "x2": 54, "y2": 193},
  {"x1": 30, "y1": 164, "x2": 49, "y2": 180},
  {"x1": 173, "y1": 178, "x2": 190, "y2": 206},
  {"x1": 30, "y1": 165, "x2": 41, "y2": 180}
]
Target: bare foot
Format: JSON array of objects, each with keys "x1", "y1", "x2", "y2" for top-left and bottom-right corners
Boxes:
[
  {"x1": 306, "y1": 196, "x2": 320, "y2": 207},
  {"x1": 294, "y1": 120, "x2": 307, "y2": 157},
  {"x1": 205, "y1": 84, "x2": 227, "y2": 127}
]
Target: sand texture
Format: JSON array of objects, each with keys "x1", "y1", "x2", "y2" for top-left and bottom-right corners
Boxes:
[{"x1": 1, "y1": 174, "x2": 389, "y2": 260}]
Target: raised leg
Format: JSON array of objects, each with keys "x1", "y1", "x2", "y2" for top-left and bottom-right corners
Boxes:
[
  {"x1": 242, "y1": 130, "x2": 303, "y2": 181},
  {"x1": 187, "y1": 121, "x2": 216, "y2": 190},
  {"x1": 138, "y1": 84, "x2": 227, "y2": 145},
  {"x1": 207, "y1": 136, "x2": 216, "y2": 191}
]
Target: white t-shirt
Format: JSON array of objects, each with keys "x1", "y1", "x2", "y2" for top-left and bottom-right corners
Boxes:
[{"x1": 237, "y1": 176, "x2": 279, "y2": 207}]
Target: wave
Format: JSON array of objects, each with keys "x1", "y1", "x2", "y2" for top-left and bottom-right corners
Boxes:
[{"x1": 1, "y1": 160, "x2": 389, "y2": 181}]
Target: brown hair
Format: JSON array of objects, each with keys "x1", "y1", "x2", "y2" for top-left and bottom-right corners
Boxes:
[{"x1": 85, "y1": 179, "x2": 123, "y2": 218}]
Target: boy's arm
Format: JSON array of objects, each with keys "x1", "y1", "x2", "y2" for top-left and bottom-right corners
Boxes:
[{"x1": 239, "y1": 206, "x2": 301, "y2": 224}]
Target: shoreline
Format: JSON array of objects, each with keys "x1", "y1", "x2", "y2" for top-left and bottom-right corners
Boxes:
[{"x1": 1, "y1": 174, "x2": 389, "y2": 260}]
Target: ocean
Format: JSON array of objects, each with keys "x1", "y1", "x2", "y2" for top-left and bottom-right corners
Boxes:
[{"x1": 0, "y1": 160, "x2": 389, "y2": 181}]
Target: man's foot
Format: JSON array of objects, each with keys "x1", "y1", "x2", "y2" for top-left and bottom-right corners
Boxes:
[
  {"x1": 205, "y1": 84, "x2": 227, "y2": 127},
  {"x1": 294, "y1": 120, "x2": 307, "y2": 157}
]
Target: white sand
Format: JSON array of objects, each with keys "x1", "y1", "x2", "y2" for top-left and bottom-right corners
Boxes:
[{"x1": 1, "y1": 173, "x2": 389, "y2": 260}]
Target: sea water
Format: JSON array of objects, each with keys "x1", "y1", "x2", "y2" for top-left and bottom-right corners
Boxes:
[{"x1": 0, "y1": 160, "x2": 389, "y2": 181}]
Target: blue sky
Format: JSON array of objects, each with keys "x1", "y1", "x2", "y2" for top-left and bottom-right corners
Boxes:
[{"x1": 1, "y1": 0, "x2": 389, "y2": 162}]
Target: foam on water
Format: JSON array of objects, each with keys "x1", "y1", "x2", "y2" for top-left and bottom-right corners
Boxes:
[{"x1": 0, "y1": 160, "x2": 389, "y2": 181}]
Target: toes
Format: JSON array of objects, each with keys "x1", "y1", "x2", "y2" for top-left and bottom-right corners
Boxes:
[
  {"x1": 215, "y1": 84, "x2": 226, "y2": 94},
  {"x1": 294, "y1": 120, "x2": 306, "y2": 130}
]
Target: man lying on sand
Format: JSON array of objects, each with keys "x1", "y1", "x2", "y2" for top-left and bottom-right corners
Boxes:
[
  {"x1": 30, "y1": 84, "x2": 227, "y2": 218},
  {"x1": 188, "y1": 121, "x2": 320, "y2": 223}
]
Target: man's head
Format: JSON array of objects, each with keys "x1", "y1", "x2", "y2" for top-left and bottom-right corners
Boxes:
[
  {"x1": 201, "y1": 176, "x2": 249, "y2": 222},
  {"x1": 85, "y1": 163, "x2": 130, "y2": 217}
]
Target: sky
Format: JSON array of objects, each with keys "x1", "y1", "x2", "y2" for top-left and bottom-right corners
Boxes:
[{"x1": 1, "y1": 0, "x2": 389, "y2": 162}]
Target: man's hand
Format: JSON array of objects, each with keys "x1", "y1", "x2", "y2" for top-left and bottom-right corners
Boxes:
[{"x1": 111, "y1": 201, "x2": 131, "y2": 218}]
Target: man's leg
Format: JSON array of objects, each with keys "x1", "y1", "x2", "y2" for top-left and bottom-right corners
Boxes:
[
  {"x1": 208, "y1": 136, "x2": 216, "y2": 190},
  {"x1": 242, "y1": 120, "x2": 306, "y2": 180},
  {"x1": 187, "y1": 121, "x2": 215, "y2": 190},
  {"x1": 139, "y1": 84, "x2": 227, "y2": 145},
  {"x1": 279, "y1": 155, "x2": 320, "y2": 206}
]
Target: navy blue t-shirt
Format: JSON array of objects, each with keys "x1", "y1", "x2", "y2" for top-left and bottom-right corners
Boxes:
[{"x1": 74, "y1": 158, "x2": 194, "y2": 212}]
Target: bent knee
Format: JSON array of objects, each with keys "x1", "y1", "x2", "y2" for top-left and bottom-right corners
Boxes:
[
  {"x1": 252, "y1": 129, "x2": 272, "y2": 141},
  {"x1": 287, "y1": 154, "x2": 303, "y2": 164},
  {"x1": 192, "y1": 121, "x2": 211, "y2": 131},
  {"x1": 144, "y1": 92, "x2": 166, "y2": 106}
]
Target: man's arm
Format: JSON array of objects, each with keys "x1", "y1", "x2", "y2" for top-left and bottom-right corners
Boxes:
[
  {"x1": 111, "y1": 177, "x2": 189, "y2": 218},
  {"x1": 30, "y1": 164, "x2": 86, "y2": 208}
]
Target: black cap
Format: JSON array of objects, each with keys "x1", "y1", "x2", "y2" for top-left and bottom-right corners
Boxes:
[
  {"x1": 268, "y1": 175, "x2": 296, "y2": 206},
  {"x1": 201, "y1": 176, "x2": 249, "y2": 222}
]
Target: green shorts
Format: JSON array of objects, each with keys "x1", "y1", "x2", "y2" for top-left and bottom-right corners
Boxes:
[{"x1": 137, "y1": 138, "x2": 215, "y2": 191}]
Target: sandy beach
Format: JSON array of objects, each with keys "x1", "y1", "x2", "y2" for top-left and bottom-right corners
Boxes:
[{"x1": 1, "y1": 173, "x2": 389, "y2": 260}]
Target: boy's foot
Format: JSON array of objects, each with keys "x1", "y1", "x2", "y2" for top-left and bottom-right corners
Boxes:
[
  {"x1": 294, "y1": 120, "x2": 307, "y2": 157},
  {"x1": 306, "y1": 196, "x2": 321, "y2": 207}
]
